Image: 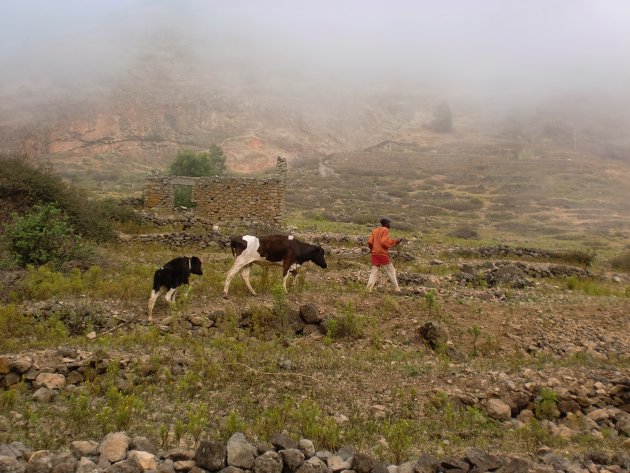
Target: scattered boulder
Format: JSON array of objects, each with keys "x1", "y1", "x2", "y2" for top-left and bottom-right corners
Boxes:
[
  {"x1": 194, "y1": 440, "x2": 226, "y2": 471},
  {"x1": 418, "y1": 322, "x2": 448, "y2": 350},
  {"x1": 486, "y1": 398, "x2": 512, "y2": 421},
  {"x1": 98, "y1": 432, "x2": 130, "y2": 463},
  {"x1": 299, "y1": 304, "x2": 322, "y2": 324},
  {"x1": 227, "y1": 433, "x2": 256, "y2": 470}
]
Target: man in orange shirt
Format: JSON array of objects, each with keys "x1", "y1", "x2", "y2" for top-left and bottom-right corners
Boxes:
[{"x1": 367, "y1": 217, "x2": 402, "y2": 293}]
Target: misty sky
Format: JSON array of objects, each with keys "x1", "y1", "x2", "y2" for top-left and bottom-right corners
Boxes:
[{"x1": 1, "y1": 0, "x2": 629, "y2": 102}]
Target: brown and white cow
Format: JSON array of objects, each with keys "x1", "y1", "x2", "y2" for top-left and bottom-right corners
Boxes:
[{"x1": 223, "y1": 234, "x2": 327, "y2": 297}]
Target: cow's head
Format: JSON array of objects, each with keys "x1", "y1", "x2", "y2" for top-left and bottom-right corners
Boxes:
[
  {"x1": 309, "y1": 246, "x2": 327, "y2": 269},
  {"x1": 190, "y1": 256, "x2": 203, "y2": 275}
]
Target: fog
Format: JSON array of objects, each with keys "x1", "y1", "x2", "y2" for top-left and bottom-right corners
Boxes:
[{"x1": 1, "y1": 0, "x2": 630, "y2": 120}]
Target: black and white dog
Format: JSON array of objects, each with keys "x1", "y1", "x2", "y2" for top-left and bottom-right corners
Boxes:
[{"x1": 148, "y1": 256, "x2": 203, "y2": 322}]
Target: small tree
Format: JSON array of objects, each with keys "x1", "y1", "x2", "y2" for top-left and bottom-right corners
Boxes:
[
  {"x1": 208, "y1": 144, "x2": 227, "y2": 175},
  {"x1": 428, "y1": 101, "x2": 453, "y2": 133},
  {"x1": 169, "y1": 146, "x2": 226, "y2": 177}
]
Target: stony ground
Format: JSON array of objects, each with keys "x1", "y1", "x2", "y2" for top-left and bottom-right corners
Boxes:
[{"x1": 1, "y1": 235, "x2": 629, "y2": 472}]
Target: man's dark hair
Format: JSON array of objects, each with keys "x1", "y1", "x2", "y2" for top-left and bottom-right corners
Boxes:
[{"x1": 380, "y1": 217, "x2": 391, "y2": 226}]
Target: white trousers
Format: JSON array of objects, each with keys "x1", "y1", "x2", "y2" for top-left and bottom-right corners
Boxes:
[{"x1": 367, "y1": 263, "x2": 401, "y2": 292}]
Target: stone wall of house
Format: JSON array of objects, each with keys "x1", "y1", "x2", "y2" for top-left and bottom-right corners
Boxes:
[{"x1": 144, "y1": 157, "x2": 287, "y2": 225}]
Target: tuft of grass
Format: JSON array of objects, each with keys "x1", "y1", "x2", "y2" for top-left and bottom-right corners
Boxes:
[
  {"x1": 534, "y1": 388, "x2": 559, "y2": 420},
  {"x1": 556, "y1": 249, "x2": 595, "y2": 266},
  {"x1": 611, "y1": 250, "x2": 630, "y2": 272},
  {"x1": 323, "y1": 301, "x2": 365, "y2": 339},
  {"x1": 565, "y1": 276, "x2": 629, "y2": 297}
]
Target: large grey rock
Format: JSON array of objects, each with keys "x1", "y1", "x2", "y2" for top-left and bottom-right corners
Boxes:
[
  {"x1": 10, "y1": 357, "x2": 33, "y2": 374},
  {"x1": 486, "y1": 398, "x2": 512, "y2": 420},
  {"x1": 33, "y1": 373, "x2": 65, "y2": 390},
  {"x1": 253, "y1": 451, "x2": 282, "y2": 473},
  {"x1": 351, "y1": 454, "x2": 376, "y2": 473},
  {"x1": 295, "y1": 458, "x2": 331, "y2": 473},
  {"x1": 76, "y1": 458, "x2": 101, "y2": 473},
  {"x1": 414, "y1": 455, "x2": 439, "y2": 473},
  {"x1": 173, "y1": 460, "x2": 195, "y2": 471},
  {"x1": 0, "y1": 455, "x2": 26, "y2": 473},
  {"x1": 26, "y1": 451, "x2": 56, "y2": 473},
  {"x1": 71, "y1": 441, "x2": 99, "y2": 459},
  {"x1": 326, "y1": 456, "x2": 351, "y2": 472},
  {"x1": 280, "y1": 449, "x2": 304, "y2": 472},
  {"x1": 103, "y1": 457, "x2": 143, "y2": 473},
  {"x1": 334, "y1": 447, "x2": 354, "y2": 462},
  {"x1": 32, "y1": 387, "x2": 57, "y2": 403},
  {"x1": 299, "y1": 304, "x2": 322, "y2": 324},
  {"x1": 1, "y1": 443, "x2": 30, "y2": 460},
  {"x1": 465, "y1": 448, "x2": 502, "y2": 471},
  {"x1": 499, "y1": 457, "x2": 532, "y2": 473},
  {"x1": 126, "y1": 451, "x2": 156, "y2": 471},
  {"x1": 217, "y1": 467, "x2": 244, "y2": 473},
  {"x1": 51, "y1": 461, "x2": 76, "y2": 473},
  {"x1": 439, "y1": 458, "x2": 469, "y2": 472},
  {"x1": 157, "y1": 460, "x2": 176, "y2": 473},
  {"x1": 418, "y1": 322, "x2": 448, "y2": 350},
  {"x1": 396, "y1": 462, "x2": 415, "y2": 473},
  {"x1": 194, "y1": 440, "x2": 226, "y2": 471},
  {"x1": 129, "y1": 437, "x2": 157, "y2": 455},
  {"x1": 270, "y1": 434, "x2": 295, "y2": 451},
  {"x1": 540, "y1": 453, "x2": 570, "y2": 471},
  {"x1": 226, "y1": 433, "x2": 256, "y2": 470},
  {"x1": 98, "y1": 433, "x2": 130, "y2": 463},
  {"x1": 296, "y1": 440, "x2": 315, "y2": 459}
]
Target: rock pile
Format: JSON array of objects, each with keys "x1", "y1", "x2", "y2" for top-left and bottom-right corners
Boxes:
[
  {"x1": 1, "y1": 430, "x2": 628, "y2": 473},
  {"x1": 464, "y1": 245, "x2": 591, "y2": 265},
  {"x1": 0, "y1": 304, "x2": 326, "y2": 394},
  {"x1": 123, "y1": 232, "x2": 230, "y2": 250},
  {"x1": 135, "y1": 210, "x2": 216, "y2": 230},
  {"x1": 455, "y1": 262, "x2": 592, "y2": 289}
]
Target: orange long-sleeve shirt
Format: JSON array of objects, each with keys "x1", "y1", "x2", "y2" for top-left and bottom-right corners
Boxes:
[{"x1": 368, "y1": 226, "x2": 399, "y2": 257}]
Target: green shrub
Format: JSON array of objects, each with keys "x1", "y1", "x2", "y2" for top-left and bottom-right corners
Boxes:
[
  {"x1": 556, "y1": 249, "x2": 595, "y2": 266},
  {"x1": 0, "y1": 155, "x2": 131, "y2": 241},
  {"x1": 174, "y1": 185, "x2": 195, "y2": 207},
  {"x1": 449, "y1": 226, "x2": 480, "y2": 240},
  {"x1": 534, "y1": 388, "x2": 559, "y2": 420},
  {"x1": 3, "y1": 204, "x2": 95, "y2": 268},
  {"x1": 323, "y1": 302, "x2": 364, "y2": 339},
  {"x1": 611, "y1": 251, "x2": 630, "y2": 272}
]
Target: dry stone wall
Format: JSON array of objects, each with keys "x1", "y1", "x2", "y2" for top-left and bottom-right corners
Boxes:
[{"x1": 144, "y1": 157, "x2": 287, "y2": 226}]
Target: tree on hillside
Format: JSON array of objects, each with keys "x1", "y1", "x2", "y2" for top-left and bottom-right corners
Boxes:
[
  {"x1": 428, "y1": 101, "x2": 453, "y2": 133},
  {"x1": 169, "y1": 146, "x2": 226, "y2": 177}
]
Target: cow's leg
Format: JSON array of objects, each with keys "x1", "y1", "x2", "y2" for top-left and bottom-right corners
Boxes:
[
  {"x1": 148, "y1": 287, "x2": 166, "y2": 322},
  {"x1": 240, "y1": 265, "x2": 257, "y2": 295},
  {"x1": 165, "y1": 287, "x2": 176, "y2": 303},
  {"x1": 281, "y1": 262, "x2": 299, "y2": 293},
  {"x1": 224, "y1": 255, "x2": 258, "y2": 296}
]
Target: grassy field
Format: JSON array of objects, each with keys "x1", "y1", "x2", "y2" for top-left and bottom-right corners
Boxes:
[
  {"x1": 1, "y1": 225, "x2": 629, "y2": 460},
  {"x1": 1, "y1": 137, "x2": 630, "y2": 462}
]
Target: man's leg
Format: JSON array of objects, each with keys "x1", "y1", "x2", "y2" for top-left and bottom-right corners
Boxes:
[
  {"x1": 367, "y1": 265, "x2": 380, "y2": 292},
  {"x1": 384, "y1": 263, "x2": 401, "y2": 292}
]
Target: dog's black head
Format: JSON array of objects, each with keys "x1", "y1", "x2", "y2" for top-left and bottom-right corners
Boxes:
[{"x1": 190, "y1": 256, "x2": 203, "y2": 275}]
